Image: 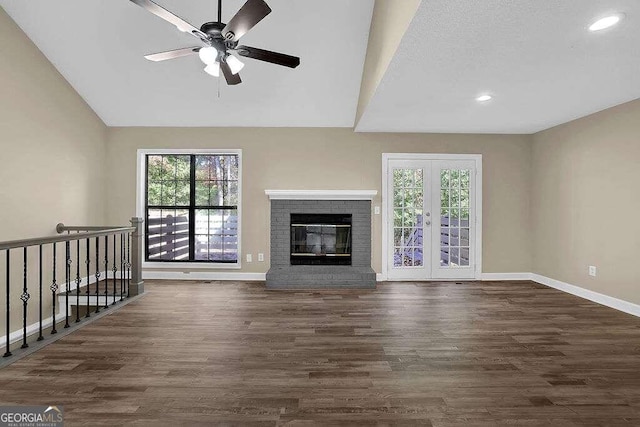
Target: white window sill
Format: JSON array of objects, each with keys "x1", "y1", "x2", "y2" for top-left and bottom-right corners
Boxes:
[{"x1": 143, "y1": 262, "x2": 242, "y2": 270}]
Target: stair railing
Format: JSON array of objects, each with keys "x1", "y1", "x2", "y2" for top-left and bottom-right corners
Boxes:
[{"x1": 0, "y1": 217, "x2": 144, "y2": 358}]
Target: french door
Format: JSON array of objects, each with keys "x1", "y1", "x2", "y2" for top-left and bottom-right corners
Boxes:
[{"x1": 385, "y1": 156, "x2": 480, "y2": 280}]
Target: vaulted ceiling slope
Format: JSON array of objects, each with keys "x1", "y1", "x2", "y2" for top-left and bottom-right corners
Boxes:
[
  {"x1": 357, "y1": 0, "x2": 640, "y2": 134},
  {"x1": 0, "y1": 0, "x2": 375, "y2": 127},
  {"x1": 4, "y1": 1, "x2": 639, "y2": 133}
]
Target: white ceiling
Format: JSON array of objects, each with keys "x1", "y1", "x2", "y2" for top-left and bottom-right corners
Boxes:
[
  {"x1": 356, "y1": 0, "x2": 640, "y2": 134},
  {"x1": 1, "y1": 0, "x2": 375, "y2": 127},
  {"x1": 3, "y1": 0, "x2": 639, "y2": 133}
]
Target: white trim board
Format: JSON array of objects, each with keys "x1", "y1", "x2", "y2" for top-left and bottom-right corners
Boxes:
[
  {"x1": 265, "y1": 190, "x2": 378, "y2": 200},
  {"x1": 136, "y1": 149, "x2": 243, "y2": 269},
  {"x1": 55, "y1": 270, "x2": 109, "y2": 293},
  {"x1": 482, "y1": 272, "x2": 640, "y2": 318},
  {"x1": 380, "y1": 271, "x2": 640, "y2": 318},
  {"x1": 0, "y1": 313, "x2": 58, "y2": 351},
  {"x1": 481, "y1": 273, "x2": 531, "y2": 281},
  {"x1": 59, "y1": 295, "x2": 127, "y2": 307},
  {"x1": 530, "y1": 273, "x2": 640, "y2": 318},
  {"x1": 143, "y1": 261, "x2": 241, "y2": 270},
  {"x1": 143, "y1": 270, "x2": 640, "y2": 319},
  {"x1": 143, "y1": 270, "x2": 266, "y2": 281},
  {"x1": 0, "y1": 293, "x2": 145, "y2": 368},
  {"x1": 0, "y1": 270, "x2": 107, "y2": 349}
]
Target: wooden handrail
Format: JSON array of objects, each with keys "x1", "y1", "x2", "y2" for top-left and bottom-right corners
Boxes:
[{"x1": 0, "y1": 227, "x2": 135, "y2": 251}]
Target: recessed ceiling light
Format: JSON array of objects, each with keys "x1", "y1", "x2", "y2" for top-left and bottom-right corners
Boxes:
[
  {"x1": 476, "y1": 95, "x2": 492, "y2": 102},
  {"x1": 589, "y1": 13, "x2": 625, "y2": 32}
]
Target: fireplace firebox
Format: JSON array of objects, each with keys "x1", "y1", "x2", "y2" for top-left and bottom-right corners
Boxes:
[{"x1": 290, "y1": 213, "x2": 352, "y2": 265}]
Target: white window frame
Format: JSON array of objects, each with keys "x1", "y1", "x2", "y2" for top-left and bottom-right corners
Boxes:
[
  {"x1": 381, "y1": 153, "x2": 482, "y2": 281},
  {"x1": 136, "y1": 148, "x2": 242, "y2": 270}
]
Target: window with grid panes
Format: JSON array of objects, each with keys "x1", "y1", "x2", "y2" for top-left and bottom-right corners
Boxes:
[{"x1": 145, "y1": 154, "x2": 239, "y2": 263}]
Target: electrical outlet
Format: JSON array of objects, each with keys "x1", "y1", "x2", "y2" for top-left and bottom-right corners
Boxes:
[
  {"x1": 246, "y1": 254, "x2": 252, "y2": 263},
  {"x1": 374, "y1": 206, "x2": 381, "y2": 215},
  {"x1": 258, "y1": 253, "x2": 264, "y2": 262},
  {"x1": 588, "y1": 266, "x2": 597, "y2": 277}
]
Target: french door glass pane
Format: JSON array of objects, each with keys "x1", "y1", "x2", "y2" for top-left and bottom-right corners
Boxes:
[
  {"x1": 392, "y1": 168, "x2": 424, "y2": 269},
  {"x1": 440, "y1": 168, "x2": 471, "y2": 268}
]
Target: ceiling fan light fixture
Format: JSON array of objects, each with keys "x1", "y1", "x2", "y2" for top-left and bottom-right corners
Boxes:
[
  {"x1": 589, "y1": 13, "x2": 625, "y2": 31},
  {"x1": 226, "y1": 54, "x2": 245, "y2": 75},
  {"x1": 130, "y1": 0, "x2": 300, "y2": 86},
  {"x1": 204, "y1": 62, "x2": 221, "y2": 77},
  {"x1": 198, "y1": 46, "x2": 219, "y2": 65}
]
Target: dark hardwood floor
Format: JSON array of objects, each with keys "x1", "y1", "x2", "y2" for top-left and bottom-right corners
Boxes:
[{"x1": 1, "y1": 280, "x2": 640, "y2": 426}]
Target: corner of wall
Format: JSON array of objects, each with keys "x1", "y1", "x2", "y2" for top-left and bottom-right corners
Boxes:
[
  {"x1": 354, "y1": 0, "x2": 422, "y2": 127},
  {"x1": 528, "y1": 98, "x2": 640, "y2": 306}
]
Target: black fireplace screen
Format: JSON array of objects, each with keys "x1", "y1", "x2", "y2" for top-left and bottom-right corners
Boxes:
[{"x1": 290, "y1": 214, "x2": 352, "y2": 265}]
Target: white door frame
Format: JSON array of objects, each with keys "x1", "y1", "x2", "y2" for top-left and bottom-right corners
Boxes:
[{"x1": 381, "y1": 153, "x2": 483, "y2": 281}]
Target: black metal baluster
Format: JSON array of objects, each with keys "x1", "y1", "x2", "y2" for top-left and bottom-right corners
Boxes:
[
  {"x1": 38, "y1": 245, "x2": 43, "y2": 341},
  {"x1": 127, "y1": 233, "x2": 131, "y2": 298},
  {"x1": 51, "y1": 243, "x2": 58, "y2": 335},
  {"x1": 120, "y1": 234, "x2": 124, "y2": 302},
  {"x1": 65, "y1": 241, "x2": 70, "y2": 329},
  {"x1": 21, "y1": 247, "x2": 29, "y2": 349},
  {"x1": 112, "y1": 234, "x2": 117, "y2": 306},
  {"x1": 85, "y1": 238, "x2": 90, "y2": 318},
  {"x1": 95, "y1": 238, "x2": 101, "y2": 314},
  {"x1": 75, "y1": 239, "x2": 81, "y2": 323},
  {"x1": 104, "y1": 237, "x2": 109, "y2": 310},
  {"x1": 4, "y1": 250, "x2": 11, "y2": 357}
]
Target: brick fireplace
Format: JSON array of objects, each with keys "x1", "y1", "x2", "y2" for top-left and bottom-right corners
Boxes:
[{"x1": 265, "y1": 190, "x2": 377, "y2": 289}]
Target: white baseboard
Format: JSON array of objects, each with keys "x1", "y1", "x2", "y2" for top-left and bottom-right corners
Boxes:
[
  {"x1": 62, "y1": 270, "x2": 109, "y2": 292},
  {"x1": 378, "y1": 271, "x2": 640, "y2": 318},
  {"x1": 481, "y1": 272, "x2": 531, "y2": 281},
  {"x1": 0, "y1": 314, "x2": 58, "y2": 351},
  {"x1": 530, "y1": 273, "x2": 640, "y2": 318},
  {"x1": 377, "y1": 272, "x2": 529, "y2": 282},
  {"x1": 8, "y1": 270, "x2": 634, "y2": 351},
  {"x1": 142, "y1": 270, "x2": 266, "y2": 281},
  {"x1": 143, "y1": 271, "x2": 528, "y2": 283},
  {"x1": 0, "y1": 270, "x2": 109, "y2": 350}
]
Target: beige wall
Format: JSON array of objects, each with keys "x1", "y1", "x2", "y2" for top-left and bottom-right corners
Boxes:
[
  {"x1": 0, "y1": 8, "x2": 107, "y2": 337},
  {"x1": 0, "y1": 9, "x2": 107, "y2": 239},
  {"x1": 355, "y1": 0, "x2": 422, "y2": 125},
  {"x1": 106, "y1": 128, "x2": 532, "y2": 275},
  {"x1": 2, "y1": 0, "x2": 639, "y2": 347},
  {"x1": 532, "y1": 99, "x2": 640, "y2": 304}
]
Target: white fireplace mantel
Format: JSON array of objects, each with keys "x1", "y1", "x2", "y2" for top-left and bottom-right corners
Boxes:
[{"x1": 265, "y1": 190, "x2": 378, "y2": 201}]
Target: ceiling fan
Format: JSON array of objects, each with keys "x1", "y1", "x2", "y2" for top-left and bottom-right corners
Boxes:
[{"x1": 130, "y1": 0, "x2": 301, "y2": 85}]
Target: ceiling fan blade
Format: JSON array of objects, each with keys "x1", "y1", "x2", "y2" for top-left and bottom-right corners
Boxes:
[
  {"x1": 236, "y1": 46, "x2": 300, "y2": 68},
  {"x1": 144, "y1": 47, "x2": 201, "y2": 62},
  {"x1": 220, "y1": 60, "x2": 242, "y2": 85},
  {"x1": 222, "y1": 0, "x2": 272, "y2": 42},
  {"x1": 130, "y1": 0, "x2": 209, "y2": 41}
]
